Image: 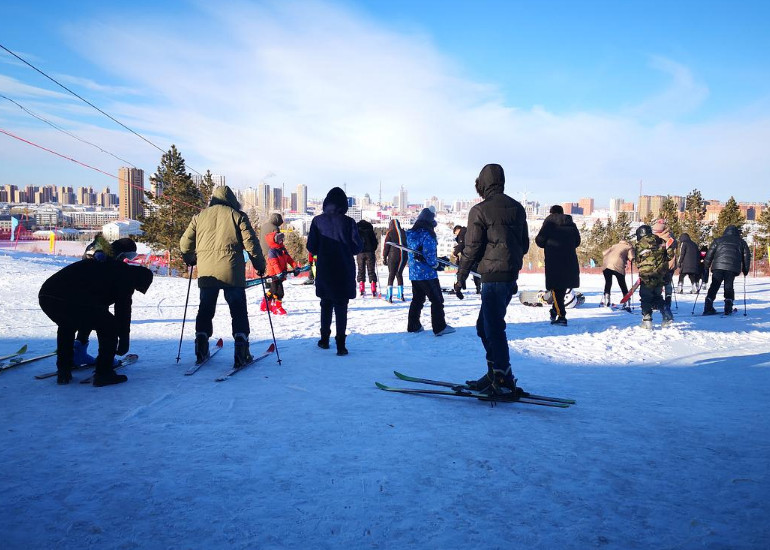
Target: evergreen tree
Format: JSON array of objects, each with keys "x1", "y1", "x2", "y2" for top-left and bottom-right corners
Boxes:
[
  {"x1": 712, "y1": 196, "x2": 746, "y2": 239},
  {"x1": 754, "y1": 204, "x2": 770, "y2": 261},
  {"x1": 137, "y1": 145, "x2": 207, "y2": 272},
  {"x1": 681, "y1": 189, "x2": 708, "y2": 246},
  {"x1": 657, "y1": 196, "x2": 682, "y2": 237},
  {"x1": 283, "y1": 229, "x2": 307, "y2": 265},
  {"x1": 607, "y1": 212, "x2": 633, "y2": 244}
]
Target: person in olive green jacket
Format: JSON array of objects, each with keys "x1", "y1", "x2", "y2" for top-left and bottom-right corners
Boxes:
[{"x1": 180, "y1": 185, "x2": 266, "y2": 366}]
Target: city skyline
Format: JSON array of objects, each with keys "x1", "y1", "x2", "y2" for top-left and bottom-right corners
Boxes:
[{"x1": 1, "y1": 1, "x2": 769, "y2": 205}]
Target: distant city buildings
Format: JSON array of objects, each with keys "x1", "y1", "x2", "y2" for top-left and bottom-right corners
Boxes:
[{"x1": 118, "y1": 167, "x2": 145, "y2": 220}]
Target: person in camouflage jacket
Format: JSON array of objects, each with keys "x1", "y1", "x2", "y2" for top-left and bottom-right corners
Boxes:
[{"x1": 634, "y1": 225, "x2": 675, "y2": 328}]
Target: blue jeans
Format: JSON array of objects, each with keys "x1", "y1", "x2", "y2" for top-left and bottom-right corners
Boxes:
[
  {"x1": 196, "y1": 287, "x2": 249, "y2": 337},
  {"x1": 475, "y1": 281, "x2": 517, "y2": 373}
]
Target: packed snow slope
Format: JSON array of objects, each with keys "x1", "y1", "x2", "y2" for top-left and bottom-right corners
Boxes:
[{"x1": 1, "y1": 250, "x2": 769, "y2": 549}]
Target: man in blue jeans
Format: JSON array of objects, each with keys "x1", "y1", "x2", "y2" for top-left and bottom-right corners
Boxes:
[{"x1": 454, "y1": 164, "x2": 529, "y2": 395}]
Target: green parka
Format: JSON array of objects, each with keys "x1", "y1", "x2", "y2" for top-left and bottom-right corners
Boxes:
[{"x1": 180, "y1": 186, "x2": 266, "y2": 288}]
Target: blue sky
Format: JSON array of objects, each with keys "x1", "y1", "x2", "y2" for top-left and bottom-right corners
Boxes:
[{"x1": 1, "y1": 0, "x2": 769, "y2": 207}]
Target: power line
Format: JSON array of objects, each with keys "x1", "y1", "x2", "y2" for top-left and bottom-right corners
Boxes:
[
  {"x1": 0, "y1": 92, "x2": 136, "y2": 167},
  {"x1": 0, "y1": 42, "x2": 203, "y2": 176}
]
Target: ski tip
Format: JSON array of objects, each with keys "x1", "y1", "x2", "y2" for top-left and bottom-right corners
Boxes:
[
  {"x1": 18, "y1": 344, "x2": 28, "y2": 354},
  {"x1": 215, "y1": 338, "x2": 224, "y2": 348},
  {"x1": 267, "y1": 343, "x2": 276, "y2": 352},
  {"x1": 375, "y1": 382, "x2": 387, "y2": 389}
]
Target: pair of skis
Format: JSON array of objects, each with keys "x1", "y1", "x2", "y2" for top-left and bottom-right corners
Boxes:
[
  {"x1": 376, "y1": 371, "x2": 575, "y2": 408},
  {"x1": 2, "y1": 346, "x2": 56, "y2": 373},
  {"x1": 34, "y1": 354, "x2": 139, "y2": 382},
  {"x1": 184, "y1": 338, "x2": 276, "y2": 381}
]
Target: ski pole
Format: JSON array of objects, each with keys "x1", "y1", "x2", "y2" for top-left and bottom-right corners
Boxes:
[
  {"x1": 629, "y1": 263, "x2": 635, "y2": 312},
  {"x1": 671, "y1": 282, "x2": 678, "y2": 310},
  {"x1": 260, "y1": 278, "x2": 282, "y2": 365},
  {"x1": 743, "y1": 274, "x2": 747, "y2": 316},
  {"x1": 691, "y1": 284, "x2": 701, "y2": 315},
  {"x1": 176, "y1": 265, "x2": 194, "y2": 363}
]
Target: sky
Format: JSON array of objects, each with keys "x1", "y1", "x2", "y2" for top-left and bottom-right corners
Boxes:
[{"x1": 1, "y1": 0, "x2": 769, "y2": 207}]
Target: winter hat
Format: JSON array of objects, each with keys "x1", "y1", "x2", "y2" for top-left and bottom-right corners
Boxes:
[
  {"x1": 111, "y1": 238, "x2": 137, "y2": 260},
  {"x1": 651, "y1": 219, "x2": 668, "y2": 235},
  {"x1": 550, "y1": 205, "x2": 564, "y2": 215},
  {"x1": 416, "y1": 207, "x2": 437, "y2": 227},
  {"x1": 322, "y1": 187, "x2": 349, "y2": 214},
  {"x1": 274, "y1": 232, "x2": 285, "y2": 243}
]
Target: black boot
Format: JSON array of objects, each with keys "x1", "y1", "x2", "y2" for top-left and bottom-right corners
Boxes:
[
  {"x1": 703, "y1": 298, "x2": 717, "y2": 316},
  {"x1": 318, "y1": 329, "x2": 331, "y2": 349},
  {"x1": 234, "y1": 333, "x2": 253, "y2": 367},
  {"x1": 57, "y1": 367, "x2": 72, "y2": 385},
  {"x1": 724, "y1": 299, "x2": 734, "y2": 315},
  {"x1": 335, "y1": 335, "x2": 348, "y2": 356},
  {"x1": 466, "y1": 362, "x2": 494, "y2": 391},
  {"x1": 195, "y1": 332, "x2": 210, "y2": 363},
  {"x1": 93, "y1": 369, "x2": 128, "y2": 387}
]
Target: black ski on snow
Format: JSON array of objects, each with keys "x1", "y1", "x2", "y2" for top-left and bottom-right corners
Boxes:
[
  {"x1": 35, "y1": 362, "x2": 96, "y2": 380},
  {"x1": 1, "y1": 351, "x2": 56, "y2": 372},
  {"x1": 0, "y1": 344, "x2": 28, "y2": 363},
  {"x1": 375, "y1": 382, "x2": 569, "y2": 408},
  {"x1": 185, "y1": 338, "x2": 224, "y2": 376},
  {"x1": 79, "y1": 354, "x2": 139, "y2": 384},
  {"x1": 215, "y1": 343, "x2": 276, "y2": 382},
  {"x1": 390, "y1": 371, "x2": 575, "y2": 405}
]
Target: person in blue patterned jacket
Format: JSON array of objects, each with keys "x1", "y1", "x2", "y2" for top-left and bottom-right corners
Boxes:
[{"x1": 406, "y1": 208, "x2": 455, "y2": 336}]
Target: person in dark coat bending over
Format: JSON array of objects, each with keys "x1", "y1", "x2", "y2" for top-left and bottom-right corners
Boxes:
[
  {"x1": 535, "y1": 205, "x2": 581, "y2": 326},
  {"x1": 454, "y1": 163, "x2": 529, "y2": 396},
  {"x1": 306, "y1": 187, "x2": 363, "y2": 355}
]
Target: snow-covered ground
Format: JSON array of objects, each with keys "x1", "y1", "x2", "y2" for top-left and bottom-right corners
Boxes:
[{"x1": 1, "y1": 249, "x2": 769, "y2": 549}]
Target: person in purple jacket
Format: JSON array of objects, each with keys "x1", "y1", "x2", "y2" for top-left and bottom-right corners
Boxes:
[{"x1": 306, "y1": 187, "x2": 363, "y2": 355}]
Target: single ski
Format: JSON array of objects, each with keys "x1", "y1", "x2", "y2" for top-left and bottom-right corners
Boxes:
[
  {"x1": 0, "y1": 344, "x2": 28, "y2": 363},
  {"x1": 393, "y1": 371, "x2": 575, "y2": 404},
  {"x1": 215, "y1": 343, "x2": 276, "y2": 382},
  {"x1": 185, "y1": 338, "x2": 224, "y2": 375},
  {"x1": 79, "y1": 354, "x2": 139, "y2": 384},
  {"x1": 0, "y1": 351, "x2": 56, "y2": 372},
  {"x1": 35, "y1": 362, "x2": 96, "y2": 380},
  {"x1": 246, "y1": 265, "x2": 312, "y2": 289},
  {"x1": 619, "y1": 279, "x2": 641, "y2": 305},
  {"x1": 375, "y1": 382, "x2": 569, "y2": 408}
]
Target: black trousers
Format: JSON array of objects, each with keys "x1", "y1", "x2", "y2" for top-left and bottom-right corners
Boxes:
[
  {"x1": 196, "y1": 287, "x2": 249, "y2": 337},
  {"x1": 269, "y1": 277, "x2": 285, "y2": 300},
  {"x1": 706, "y1": 270, "x2": 736, "y2": 302},
  {"x1": 320, "y1": 298, "x2": 349, "y2": 337},
  {"x1": 386, "y1": 255, "x2": 407, "y2": 286},
  {"x1": 550, "y1": 288, "x2": 568, "y2": 319},
  {"x1": 357, "y1": 252, "x2": 378, "y2": 283},
  {"x1": 639, "y1": 283, "x2": 665, "y2": 316},
  {"x1": 678, "y1": 272, "x2": 700, "y2": 286},
  {"x1": 408, "y1": 278, "x2": 446, "y2": 334},
  {"x1": 39, "y1": 295, "x2": 118, "y2": 373},
  {"x1": 602, "y1": 268, "x2": 629, "y2": 296}
]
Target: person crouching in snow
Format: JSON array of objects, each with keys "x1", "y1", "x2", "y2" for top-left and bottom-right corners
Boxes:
[
  {"x1": 265, "y1": 231, "x2": 298, "y2": 315},
  {"x1": 38, "y1": 256, "x2": 153, "y2": 386},
  {"x1": 406, "y1": 207, "x2": 455, "y2": 336},
  {"x1": 633, "y1": 224, "x2": 674, "y2": 329}
]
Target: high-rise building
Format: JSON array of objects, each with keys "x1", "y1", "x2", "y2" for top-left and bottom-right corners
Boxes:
[
  {"x1": 119, "y1": 167, "x2": 145, "y2": 220},
  {"x1": 3, "y1": 185, "x2": 18, "y2": 203},
  {"x1": 270, "y1": 187, "x2": 283, "y2": 212},
  {"x1": 578, "y1": 198, "x2": 594, "y2": 216},
  {"x1": 78, "y1": 186, "x2": 97, "y2": 206},
  {"x1": 290, "y1": 192, "x2": 298, "y2": 212},
  {"x1": 258, "y1": 183, "x2": 270, "y2": 211},
  {"x1": 398, "y1": 186, "x2": 408, "y2": 211},
  {"x1": 297, "y1": 184, "x2": 308, "y2": 214}
]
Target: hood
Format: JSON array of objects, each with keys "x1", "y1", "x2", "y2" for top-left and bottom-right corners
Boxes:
[
  {"x1": 474, "y1": 164, "x2": 505, "y2": 199},
  {"x1": 322, "y1": 187, "x2": 348, "y2": 215},
  {"x1": 268, "y1": 213, "x2": 284, "y2": 227},
  {"x1": 131, "y1": 266, "x2": 154, "y2": 294},
  {"x1": 209, "y1": 185, "x2": 241, "y2": 210},
  {"x1": 679, "y1": 233, "x2": 692, "y2": 243},
  {"x1": 415, "y1": 208, "x2": 437, "y2": 228},
  {"x1": 547, "y1": 212, "x2": 574, "y2": 226},
  {"x1": 266, "y1": 231, "x2": 283, "y2": 249},
  {"x1": 723, "y1": 225, "x2": 740, "y2": 237},
  {"x1": 357, "y1": 219, "x2": 374, "y2": 232}
]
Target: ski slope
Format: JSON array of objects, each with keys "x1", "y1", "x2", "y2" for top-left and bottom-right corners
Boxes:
[{"x1": 1, "y1": 249, "x2": 769, "y2": 549}]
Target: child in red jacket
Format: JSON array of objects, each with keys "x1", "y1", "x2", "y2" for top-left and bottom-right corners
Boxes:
[{"x1": 265, "y1": 231, "x2": 297, "y2": 315}]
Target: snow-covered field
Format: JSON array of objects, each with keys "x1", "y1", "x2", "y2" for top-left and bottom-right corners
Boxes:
[{"x1": 1, "y1": 249, "x2": 769, "y2": 549}]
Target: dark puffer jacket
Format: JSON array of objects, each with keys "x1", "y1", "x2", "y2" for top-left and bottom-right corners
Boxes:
[
  {"x1": 306, "y1": 187, "x2": 363, "y2": 300},
  {"x1": 535, "y1": 213, "x2": 581, "y2": 290},
  {"x1": 704, "y1": 225, "x2": 751, "y2": 276},
  {"x1": 356, "y1": 220, "x2": 379, "y2": 253},
  {"x1": 457, "y1": 164, "x2": 529, "y2": 284},
  {"x1": 677, "y1": 233, "x2": 701, "y2": 275}
]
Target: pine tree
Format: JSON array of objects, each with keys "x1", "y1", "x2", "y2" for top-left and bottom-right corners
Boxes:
[
  {"x1": 657, "y1": 196, "x2": 682, "y2": 237},
  {"x1": 681, "y1": 189, "x2": 708, "y2": 246},
  {"x1": 137, "y1": 145, "x2": 207, "y2": 272},
  {"x1": 608, "y1": 212, "x2": 633, "y2": 244},
  {"x1": 754, "y1": 204, "x2": 770, "y2": 261},
  {"x1": 712, "y1": 196, "x2": 746, "y2": 239},
  {"x1": 283, "y1": 229, "x2": 307, "y2": 265}
]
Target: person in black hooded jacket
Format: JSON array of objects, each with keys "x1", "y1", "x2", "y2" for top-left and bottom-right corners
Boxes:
[
  {"x1": 454, "y1": 163, "x2": 529, "y2": 396},
  {"x1": 356, "y1": 219, "x2": 379, "y2": 296},
  {"x1": 306, "y1": 187, "x2": 363, "y2": 355},
  {"x1": 38, "y1": 258, "x2": 153, "y2": 386},
  {"x1": 535, "y1": 205, "x2": 581, "y2": 325},
  {"x1": 702, "y1": 225, "x2": 751, "y2": 315},
  {"x1": 676, "y1": 233, "x2": 701, "y2": 294},
  {"x1": 382, "y1": 218, "x2": 408, "y2": 302}
]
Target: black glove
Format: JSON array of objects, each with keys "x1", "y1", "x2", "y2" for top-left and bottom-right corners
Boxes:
[
  {"x1": 414, "y1": 252, "x2": 426, "y2": 263},
  {"x1": 453, "y1": 281, "x2": 464, "y2": 300},
  {"x1": 182, "y1": 252, "x2": 197, "y2": 267},
  {"x1": 251, "y1": 259, "x2": 266, "y2": 275},
  {"x1": 117, "y1": 334, "x2": 130, "y2": 355},
  {"x1": 293, "y1": 267, "x2": 301, "y2": 276},
  {"x1": 742, "y1": 270, "x2": 749, "y2": 277}
]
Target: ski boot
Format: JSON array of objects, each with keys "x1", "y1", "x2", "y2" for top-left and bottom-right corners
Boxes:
[
  {"x1": 318, "y1": 329, "x2": 331, "y2": 349},
  {"x1": 702, "y1": 298, "x2": 717, "y2": 316},
  {"x1": 371, "y1": 282, "x2": 378, "y2": 298},
  {"x1": 549, "y1": 307, "x2": 557, "y2": 323},
  {"x1": 662, "y1": 308, "x2": 674, "y2": 327},
  {"x1": 93, "y1": 361, "x2": 128, "y2": 387},
  {"x1": 641, "y1": 313, "x2": 653, "y2": 330},
  {"x1": 551, "y1": 316, "x2": 568, "y2": 326},
  {"x1": 260, "y1": 296, "x2": 269, "y2": 312},
  {"x1": 724, "y1": 299, "x2": 734, "y2": 316},
  {"x1": 335, "y1": 335, "x2": 348, "y2": 356},
  {"x1": 690, "y1": 283, "x2": 698, "y2": 294},
  {"x1": 601, "y1": 292, "x2": 611, "y2": 307},
  {"x1": 234, "y1": 333, "x2": 253, "y2": 367},
  {"x1": 676, "y1": 282, "x2": 684, "y2": 294},
  {"x1": 385, "y1": 286, "x2": 393, "y2": 303},
  {"x1": 73, "y1": 340, "x2": 96, "y2": 366},
  {"x1": 359, "y1": 281, "x2": 366, "y2": 297},
  {"x1": 195, "y1": 332, "x2": 210, "y2": 363},
  {"x1": 271, "y1": 300, "x2": 287, "y2": 315},
  {"x1": 434, "y1": 325, "x2": 456, "y2": 336},
  {"x1": 467, "y1": 363, "x2": 521, "y2": 397},
  {"x1": 56, "y1": 364, "x2": 73, "y2": 385},
  {"x1": 397, "y1": 285, "x2": 405, "y2": 301}
]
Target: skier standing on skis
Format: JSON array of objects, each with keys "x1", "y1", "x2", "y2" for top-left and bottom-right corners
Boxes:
[
  {"x1": 180, "y1": 185, "x2": 266, "y2": 366},
  {"x1": 38, "y1": 250, "x2": 153, "y2": 386},
  {"x1": 454, "y1": 163, "x2": 529, "y2": 395},
  {"x1": 633, "y1": 225, "x2": 674, "y2": 329},
  {"x1": 306, "y1": 187, "x2": 363, "y2": 355},
  {"x1": 452, "y1": 226, "x2": 482, "y2": 294},
  {"x1": 601, "y1": 239, "x2": 634, "y2": 308},
  {"x1": 676, "y1": 233, "x2": 701, "y2": 294},
  {"x1": 701, "y1": 225, "x2": 751, "y2": 315},
  {"x1": 382, "y1": 218, "x2": 408, "y2": 302},
  {"x1": 406, "y1": 208, "x2": 455, "y2": 336},
  {"x1": 535, "y1": 205, "x2": 581, "y2": 326},
  {"x1": 652, "y1": 219, "x2": 677, "y2": 319},
  {"x1": 356, "y1": 219, "x2": 379, "y2": 297},
  {"x1": 264, "y1": 231, "x2": 299, "y2": 315}
]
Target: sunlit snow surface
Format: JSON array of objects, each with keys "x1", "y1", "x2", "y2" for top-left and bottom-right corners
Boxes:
[{"x1": 1, "y1": 249, "x2": 768, "y2": 549}]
